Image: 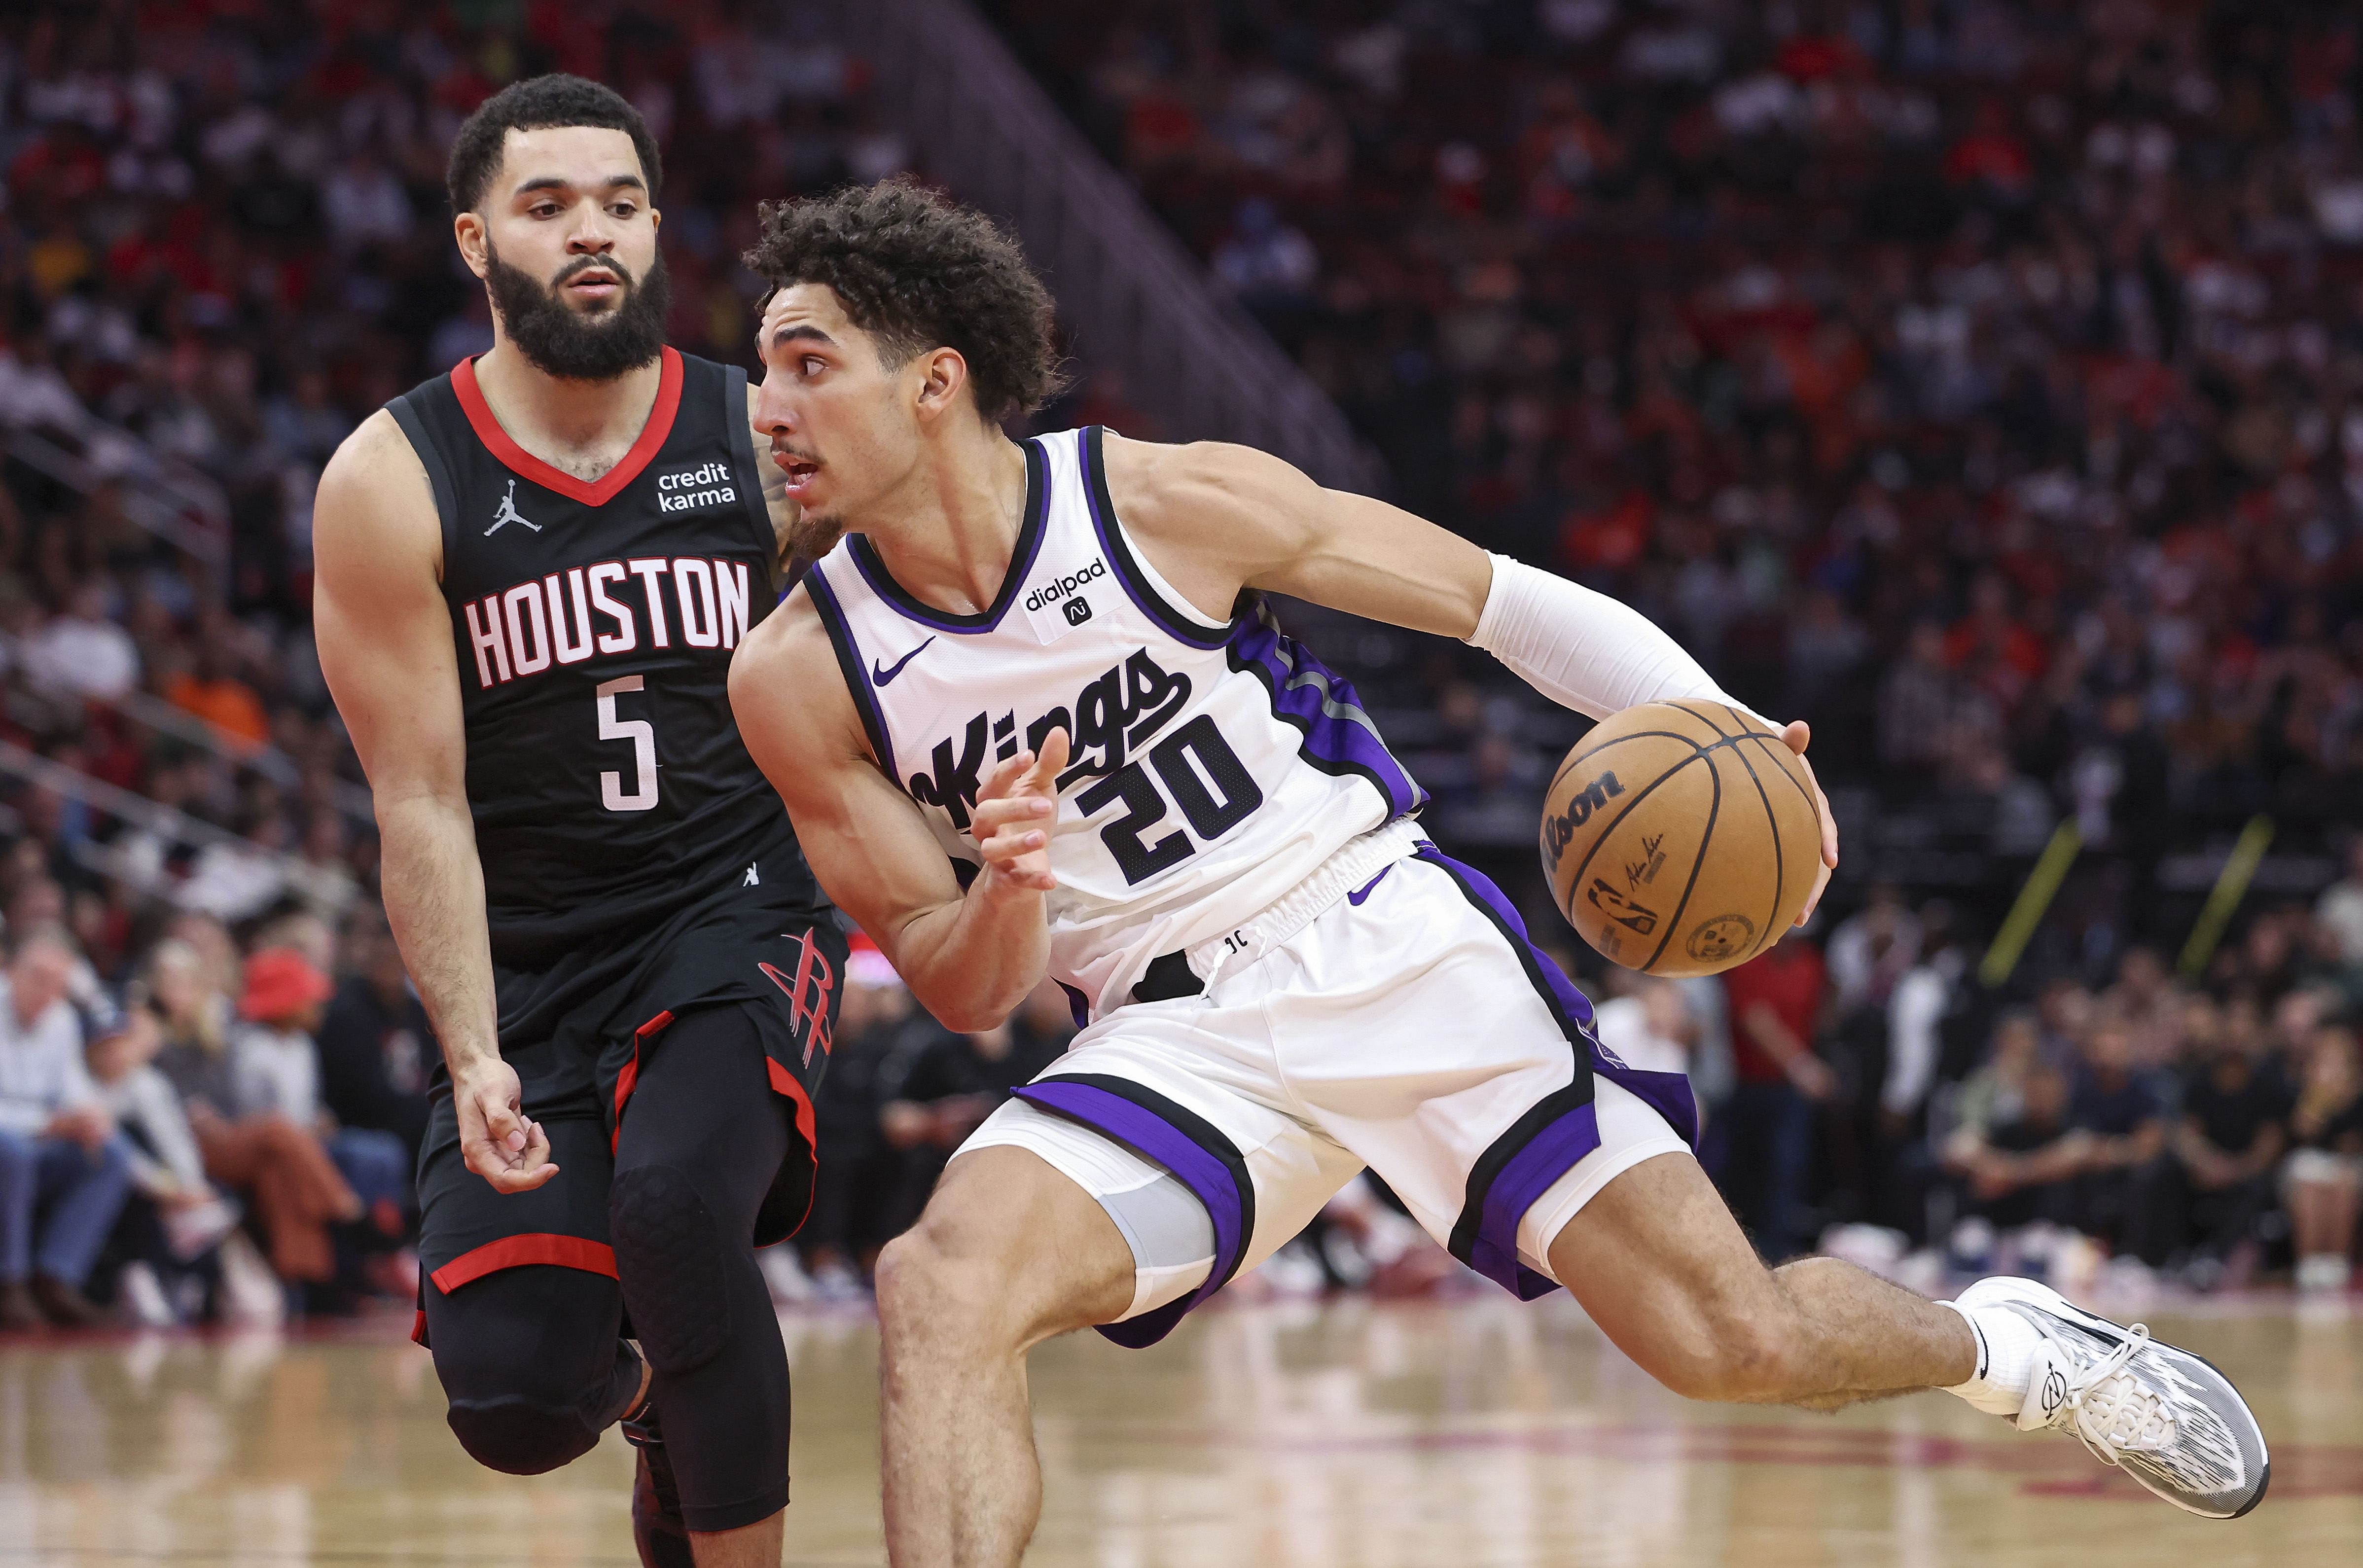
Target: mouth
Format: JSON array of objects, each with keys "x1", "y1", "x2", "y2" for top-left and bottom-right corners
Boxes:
[
  {"x1": 564, "y1": 267, "x2": 624, "y2": 301},
  {"x1": 774, "y1": 449, "x2": 821, "y2": 500}
]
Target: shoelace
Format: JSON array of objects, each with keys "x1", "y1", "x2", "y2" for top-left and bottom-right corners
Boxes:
[{"x1": 2053, "y1": 1323, "x2": 2177, "y2": 1464}]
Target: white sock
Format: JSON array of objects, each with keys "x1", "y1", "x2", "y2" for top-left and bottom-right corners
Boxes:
[{"x1": 1937, "y1": 1298, "x2": 2045, "y2": 1417}]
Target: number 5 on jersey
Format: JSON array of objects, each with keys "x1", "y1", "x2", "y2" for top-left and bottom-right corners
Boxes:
[{"x1": 597, "y1": 676, "x2": 658, "y2": 812}]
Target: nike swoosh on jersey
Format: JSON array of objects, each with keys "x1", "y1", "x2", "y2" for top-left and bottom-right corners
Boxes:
[{"x1": 871, "y1": 636, "x2": 936, "y2": 687}]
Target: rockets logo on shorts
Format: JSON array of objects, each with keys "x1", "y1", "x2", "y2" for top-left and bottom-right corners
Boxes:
[{"x1": 759, "y1": 929, "x2": 836, "y2": 1068}]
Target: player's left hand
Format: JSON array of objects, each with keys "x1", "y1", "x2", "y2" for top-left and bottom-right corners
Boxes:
[
  {"x1": 972, "y1": 728, "x2": 1069, "y2": 894},
  {"x1": 1778, "y1": 719, "x2": 1837, "y2": 925}
]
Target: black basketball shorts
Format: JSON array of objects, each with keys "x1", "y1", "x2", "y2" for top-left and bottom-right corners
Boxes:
[{"x1": 412, "y1": 920, "x2": 847, "y2": 1344}]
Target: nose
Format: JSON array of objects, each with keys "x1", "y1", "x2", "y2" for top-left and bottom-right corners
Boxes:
[
  {"x1": 566, "y1": 218, "x2": 616, "y2": 255},
  {"x1": 752, "y1": 372, "x2": 796, "y2": 434}
]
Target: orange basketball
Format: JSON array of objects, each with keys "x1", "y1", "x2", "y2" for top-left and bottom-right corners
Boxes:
[{"x1": 1539, "y1": 700, "x2": 1822, "y2": 976}]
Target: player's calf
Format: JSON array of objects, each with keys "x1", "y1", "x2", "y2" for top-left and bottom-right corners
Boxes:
[
  {"x1": 878, "y1": 1148, "x2": 1140, "y2": 1568},
  {"x1": 1630, "y1": 1287, "x2": 1826, "y2": 1406},
  {"x1": 1551, "y1": 1153, "x2": 1976, "y2": 1409}
]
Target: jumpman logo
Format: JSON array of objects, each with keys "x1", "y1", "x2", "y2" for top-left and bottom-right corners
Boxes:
[{"x1": 485, "y1": 478, "x2": 541, "y2": 537}]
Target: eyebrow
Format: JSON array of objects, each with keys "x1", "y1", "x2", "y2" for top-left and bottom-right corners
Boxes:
[
  {"x1": 513, "y1": 174, "x2": 647, "y2": 197},
  {"x1": 766, "y1": 324, "x2": 837, "y2": 350}
]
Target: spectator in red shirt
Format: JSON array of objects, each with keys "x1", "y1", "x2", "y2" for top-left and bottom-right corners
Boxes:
[{"x1": 1718, "y1": 928, "x2": 1835, "y2": 1261}]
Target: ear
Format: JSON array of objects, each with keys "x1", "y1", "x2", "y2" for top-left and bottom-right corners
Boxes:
[
  {"x1": 454, "y1": 212, "x2": 490, "y2": 281},
  {"x1": 910, "y1": 346, "x2": 973, "y2": 427}
]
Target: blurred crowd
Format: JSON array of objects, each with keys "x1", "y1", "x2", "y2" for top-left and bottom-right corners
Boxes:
[
  {"x1": 0, "y1": 900, "x2": 430, "y2": 1330},
  {"x1": 1689, "y1": 847, "x2": 2363, "y2": 1295},
  {"x1": 987, "y1": 0, "x2": 2363, "y2": 932}
]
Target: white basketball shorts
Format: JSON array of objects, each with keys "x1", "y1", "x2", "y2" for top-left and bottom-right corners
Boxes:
[{"x1": 959, "y1": 829, "x2": 1699, "y2": 1347}]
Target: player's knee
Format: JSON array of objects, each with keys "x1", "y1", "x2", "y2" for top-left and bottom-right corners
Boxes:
[
  {"x1": 445, "y1": 1394, "x2": 602, "y2": 1475},
  {"x1": 609, "y1": 1163, "x2": 735, "y2": 1375},
  {"x1": 875, "y1": 1219, "x2": 1017, "y2": 1353}
]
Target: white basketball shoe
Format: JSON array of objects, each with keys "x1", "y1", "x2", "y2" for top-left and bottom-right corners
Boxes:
[{"x1": 1954, "y1": 1276, "x2": 2269, "y2": 1519}]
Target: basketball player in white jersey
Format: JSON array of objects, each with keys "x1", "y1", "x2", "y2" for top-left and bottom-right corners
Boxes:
[{"x1": 728, "y1": 181, "x2": 2268, "y2": 1563}]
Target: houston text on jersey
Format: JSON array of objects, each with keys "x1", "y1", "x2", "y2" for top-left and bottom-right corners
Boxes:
[{"x1": 461, "y1": 556, "x2": 755, "y2": 690}]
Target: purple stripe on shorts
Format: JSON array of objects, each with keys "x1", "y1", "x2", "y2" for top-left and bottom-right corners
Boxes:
[
  {"x1": 1414, "y1": 845, "x2": 1704, "y2": 1297},
  {"x1": 1420, "y1": 845, "x2": 1701, "y2": 1145},
  {"x1": 1470, "y1": 1100, "x2": 1603, "y2": 1299},
  {"x1": 1413, "y1": 845, "x2": 1597, "y2": 1028},
  {"x1": 1012, "y1": 1077, "x2": 1247, "y2": 1348},
  {"x1": 1228, "y1": 616, "x2": 1427, "y2": 819}
]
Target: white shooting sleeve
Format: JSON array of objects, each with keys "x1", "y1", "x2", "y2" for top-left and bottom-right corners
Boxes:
[{"x1": 1464, "y1": 553, "x2": 1771, "y2": 726}]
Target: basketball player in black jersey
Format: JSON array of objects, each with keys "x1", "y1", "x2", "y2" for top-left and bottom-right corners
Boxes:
[{"x1": 313, "y1": 77, "x2": 839, "y2": 1568}]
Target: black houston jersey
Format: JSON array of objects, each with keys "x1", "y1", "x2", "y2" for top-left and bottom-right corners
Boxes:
[{"x1": 386, "y1": 347, "x2": 828, "y2": 1057}]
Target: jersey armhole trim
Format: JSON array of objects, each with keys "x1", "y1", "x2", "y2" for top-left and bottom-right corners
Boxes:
[
  {"x1": 451, "y1": 346, "x2": 683, "y2": 507},
  {"x1": 1080, "y1": 425, "x2": 1234, "y2": 651},
  {"x1": 384, "y1": 392, "x2": 461, "y2": 570},
  {"x1": 805, "y1": 564, "x2": 900, "y2": 782},
  {"x1": 722, "y1": 364, "x2": 785, "y2": 601}
]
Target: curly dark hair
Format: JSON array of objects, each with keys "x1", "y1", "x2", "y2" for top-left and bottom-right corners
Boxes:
[
  {"x1": 743, "y1": 179, "x2": 1067, "y2": 423},
  {"x1": 446, "y1": 74, "x2": 662, "y2": 215}
]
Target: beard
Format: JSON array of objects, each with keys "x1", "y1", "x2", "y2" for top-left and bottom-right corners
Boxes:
[
  {"x1": 782, "y1": 506, "x2": 847, "y2": 571},
  {"x1": 484, "y1": 240, "x2": 671, "y2": 382}
]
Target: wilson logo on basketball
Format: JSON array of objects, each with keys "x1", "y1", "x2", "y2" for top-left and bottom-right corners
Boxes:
[{"x1": 1542, "y1": 770, "x2": 1625, "y2": 863}]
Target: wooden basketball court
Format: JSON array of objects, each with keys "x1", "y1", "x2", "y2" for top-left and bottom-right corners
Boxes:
[{"x1": 1, "y1": 1292, "x2": 2355, "y2": 1566}]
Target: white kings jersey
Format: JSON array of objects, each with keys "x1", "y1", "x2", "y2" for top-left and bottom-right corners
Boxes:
[{"x1": 804, "y1": 427, "x2": 1427, "y2": 1021}]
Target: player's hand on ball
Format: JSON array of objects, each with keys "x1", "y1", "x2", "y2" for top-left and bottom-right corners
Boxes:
[
  {"x1": 1778, "y1": 719, "x2": 1838, "y2": 925},
  {"x1": 973, "y1": 727, "x2": 1068, "y2": 894},
  {"x1": 456, "y1": 1058, "x2": 559, "y2": 1193}
]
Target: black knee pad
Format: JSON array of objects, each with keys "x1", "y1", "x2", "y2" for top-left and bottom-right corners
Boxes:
[
  {"x1": 446, "y1": 1395, "x2": 602, "y2": 1475},
  {"x1": 610, "y1": 1164, "x2": 732, "y2": 1374}
]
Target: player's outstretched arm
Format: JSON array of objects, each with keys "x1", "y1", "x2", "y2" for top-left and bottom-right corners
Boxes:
[
  {"x1": 314, "y1": 412, "x2": 555, "y2": 1193},
  {"x1": 1104, "y1": 434, "x2": 1836, "y2": 917},
  {"x1": 730, "y1": 595, "x2": 1061, "y2": 1032}
]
